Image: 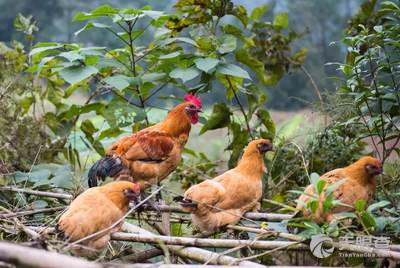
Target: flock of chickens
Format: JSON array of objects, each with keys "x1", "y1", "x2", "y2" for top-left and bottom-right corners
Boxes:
[{"x1": 57, "y1": 94, "x2": 383, "y2": 256}]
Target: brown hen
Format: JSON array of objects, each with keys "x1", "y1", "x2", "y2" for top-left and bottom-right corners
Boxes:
[
  {"x1": 295, "y1": 156, "x2": 383, "y2": 223},
  {"x1": 57, "y1": 181, "x2": 140, "y2": 256},
  {"x1": 180, "y1": 139, "x2": 273, "y2": 232}
]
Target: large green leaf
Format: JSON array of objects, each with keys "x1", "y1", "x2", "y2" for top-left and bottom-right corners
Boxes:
[
  {"x1": 59, "y1": 65, "x2": 98, "y2": 84},
  {"x1": 29, "y1": 44, "x2": 62, "y2": 56},
  {"x1": 170, "y1": 67, "x2": 200, "y2": 82},
  {"x1": 194, "y1": 57, "x2": 219, "y2": 73},
  {"x1": 104, "y1": 75, "x2": 131, "y2": 90},
  {"x1": 73, "y1": 5, "x2": 118, "y2": 21},
  {"x1": 217, "y1": 63, "x2": 251, "y2": 80},
  {"x1": 218, "y1": 34, "x2": 237, "y2": 54},
  {"x1": 200, "y1": 103, "x2": 231, "y2": 134}
]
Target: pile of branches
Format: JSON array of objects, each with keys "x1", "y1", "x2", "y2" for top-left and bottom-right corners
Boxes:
[{"x1": 0, "y1": 186, "x2": 400, "y2": 268}]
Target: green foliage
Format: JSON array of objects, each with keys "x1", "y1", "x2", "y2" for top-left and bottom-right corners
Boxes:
[
  {"x1": 27, "y1": 1, "x2": 305, "y2": 171},
  {"x1": 0, "y1": 41, "x2": 62, "y2": 171},
  {"x1": 336, "y1": 0, "x2": 400, "y2": 162},
  {"x1": 270, "y1": 125, "x2": 366, "y2": 195}
]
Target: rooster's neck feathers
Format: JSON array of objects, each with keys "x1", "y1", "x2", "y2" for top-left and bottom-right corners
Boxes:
[{"x1": 160, "y1": 103, "x2": 191, "y2": 138}]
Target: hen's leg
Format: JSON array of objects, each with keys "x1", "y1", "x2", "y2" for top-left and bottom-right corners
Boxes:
[{"x1": 156, "y1": 181, "x2": 163, "y2": 201}]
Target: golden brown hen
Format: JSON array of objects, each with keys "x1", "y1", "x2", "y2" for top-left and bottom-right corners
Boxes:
[
  {"x1": 180, "y1": 139, "x2": 273, "y2": 232},
  {"x1": 57, "y1": 181, "x2": 140, "y2": 256},
  {"x1": 88, "y1": 94, "x2": 202, "y2": 189},
  {"x1": 295, "y1": 156, "x2": 383, "y2": 223}
]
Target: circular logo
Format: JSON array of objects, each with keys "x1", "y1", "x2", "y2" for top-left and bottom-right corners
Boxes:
[{"x1": 310, "y1": 235, "x2": 334, "y2": 258}]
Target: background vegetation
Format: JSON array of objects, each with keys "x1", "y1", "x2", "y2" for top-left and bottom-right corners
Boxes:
[{"x1": 0, "y1": 0, "x2": 399, "y2": 267}]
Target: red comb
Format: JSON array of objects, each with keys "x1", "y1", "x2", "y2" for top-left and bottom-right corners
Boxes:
[
  {"x1": 132, "y1": 183, "x2": 141, "y2": 194},
  {"x1": 184, "y1": 93, "x2": 202, "y2": 109}
]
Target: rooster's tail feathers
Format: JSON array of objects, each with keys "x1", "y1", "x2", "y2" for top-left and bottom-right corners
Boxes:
[{"x1": 88, "y1": 156, "x2": 124, "y2": 188}]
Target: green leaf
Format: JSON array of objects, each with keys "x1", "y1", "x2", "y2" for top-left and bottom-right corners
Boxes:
[
  {"x1": 141, "y1": 72, "x2": 165, "y2": 82},
  {"x1": 104, "y1": 75, "x2": 131, "y2": 90},
  {"x1": 59, "y1": 65, "x2": 98, "y2": 84},
  {"x1": 73, "y1": 5, "x2": 118, "y2": 21},
  {"x1": 51, "y1": 173, "x2": 74, "y2": 189},
  {"x1": 323, "y1": 194, "x2": 334, "y2": 213},
  {"x1": 236, "y1": 48, "x2": 267, "y2": 83},
  {"x1": 257, "y1": 109, "x2": 276, "y2": 137},
  {"x1": 316, "y1": 180, "x2": 327, "y2": 194},
  {"x1": 367, "y1": 200, "x2": 391, "y2": 212},
  {"x1": 159, "y1": 51, "x2": 181, "y2": 59},
  {"x1": 218, "y1": 34, "x2": 237, "y2": 54},
  {"x1": 361, "y1": 212, "x2": 376, "y2": 228},
  {"x1": 194, "y1": 57, "x2": 220, "y2": 73},
  {"x1": 81, "y1": 119, "x2": 98, "y2": 136},
  {"x1": 29, "y1": 44, "x2": 62, "y2": 56},
  {"x1": 92, "y1": 140, "x2": 105, "y2": 155},
  {"x1": 231, "y1": 5, "x2": 248, "y2": 26},
  {"x1": 59, "y1": 51, "x2": 84, "y2": 62},
  {"x1": 307, "y1": 200, "x2": 319, "y2": 213},
  {"x1": 250, "y1": 5, "x2": 269, "y2": 21},
  {"x1": 354, "y1": 199, "x2": 366, "y2": 212},
  {"x1": 98, "y1": 128, "x2": 123, "y2": 140},
  {"x1": 217, "y1": 64, "x2": 251, "y2": 80},
  {"x1": 30, "y1": 168, "x2": 52, "y2": 182},
  {"x1": 74, "y1": 22, "x2": 111, "y2": 36},
  {"x1": 31, "y1": 200, "x2": 48, "y2": 209},
  {"x1": 170, "y1": 67, "x2": 200, "y2": 82},
  {"x1": 310, "y1": 173, "x2": 320, "y2": 186},
  {"x1": 200, "y1": 103, "x2": 232, "y2": 134},
  {"x1": 273, "y1": 12, "x2": 289, "y2": 29}
]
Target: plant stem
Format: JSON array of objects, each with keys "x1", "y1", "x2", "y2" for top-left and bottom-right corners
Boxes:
[
  {"x1": 368, "y1": 52, "x2": 386, "y2": 161},
  {"x1": 225, "y1": 76, "x2": 253, "y2": 139},
  {"x1": 126, "y1": 20, "x2": 149, "y2": 125}
]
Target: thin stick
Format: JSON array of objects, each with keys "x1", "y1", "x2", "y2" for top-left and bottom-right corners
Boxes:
[{"x1": 0, "y1": 206, "x2": 65, "y2": 219}]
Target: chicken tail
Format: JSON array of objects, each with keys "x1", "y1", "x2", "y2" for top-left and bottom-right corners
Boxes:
[{"x1": 88, "y1": 156, "x2": 124, "y2": 188}]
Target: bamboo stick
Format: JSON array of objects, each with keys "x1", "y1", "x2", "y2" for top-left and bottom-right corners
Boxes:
[
  {"x1": 112, "y1": 232, "x2": 308, "y2": 250},
  {"x1": 226, "y1": 225, "x2": 304, "y2": 242},
  {"x1": 0, "y1": 186, "x2": 72, "y2": 200},
  {"x1": 0, "y1": 241, "x2": 99, "y2": 268},
  {"x1": 121, "y1": 222, "x2": 264, "y2": 267}
]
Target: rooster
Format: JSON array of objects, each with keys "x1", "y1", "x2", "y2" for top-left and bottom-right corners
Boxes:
[
  {"x1": 179, "y1": 139, "x2": 273, "y2": 232},
  {"x1": 295, "y1": 156, "x2": 382, "y2": 223},
  {"x1": 57, "y1": 181, "x2": 141, "y2": 256},
  {"x1": 88, "y1": 94, "x2": 202, "y2": 188}
]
